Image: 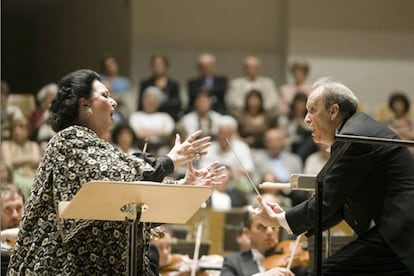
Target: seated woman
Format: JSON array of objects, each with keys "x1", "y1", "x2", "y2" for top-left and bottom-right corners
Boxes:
[
  {"x1": 280, "y1": 92, "x2": 317, "y2": 162},
  {"x1": 111, "y1": 123, "x2": 142, "y2": 155},
  {"x1": 386, "y1": 91, "x2": 414, "y2": 140},
  {"x1": 139, "y1": 54, "x2": 182, "y2": 121},
  {"x1": 1, "y1": 117, "x2": 41, "y2": 199},
  {"x1": 236, "y1": 89, "x2": 273, "y2": 150},
  {"x1": 129, "y1": 86, "x2": 175, "y2": 154}
]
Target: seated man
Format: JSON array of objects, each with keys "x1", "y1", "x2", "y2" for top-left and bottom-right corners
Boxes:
[
  {"x1": 221, "y1": 194, "x2": 308, "y2": 276},
  {"x1": 1, "y1": 184, "x2": 24, "y2": 242},
  {"x1": 1, "y1": 184, "x2": 25, "y2": 272}
]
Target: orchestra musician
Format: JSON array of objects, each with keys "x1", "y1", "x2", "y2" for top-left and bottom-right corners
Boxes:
[
  {"x1": 152, "y1": 227, "x2": 193, "y2": 276},
  {"x1": 253, "y1": 77, "x2": 414, "y2": 275},
  {"x1": 221, "y1": 193, "x2": 309, "y2": 276},
  {"x1": 1, "y1": 184, "x2": 24, "y2": 245}
]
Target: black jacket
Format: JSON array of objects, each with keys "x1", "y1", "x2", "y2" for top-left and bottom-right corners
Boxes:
[{"x1": 286, "y1": 112, "x2": 414, "y2": 273}]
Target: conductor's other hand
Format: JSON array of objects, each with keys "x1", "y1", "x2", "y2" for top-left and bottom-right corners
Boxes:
[
  {"x1": 166, "y1": 130, "x2": 211, "y2": 169},
  {"x1": 182, "y1": 161, "x2": 227, "y2": 187},
  {"x1": 249, "y1": 195, "x2": 285, "y2": 228}
]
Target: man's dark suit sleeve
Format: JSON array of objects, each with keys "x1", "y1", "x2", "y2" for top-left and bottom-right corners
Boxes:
[
  {"x1": 286, "y1": 141, "x2": 377, "y2": 235},
  {"x1": 220, "y1": 255, "x2": 239, "y2": 276}
]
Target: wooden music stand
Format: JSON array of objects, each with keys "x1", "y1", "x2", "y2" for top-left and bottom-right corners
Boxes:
[{"x1": 58, "y1": 180, "x2": 212, "y2": 276}]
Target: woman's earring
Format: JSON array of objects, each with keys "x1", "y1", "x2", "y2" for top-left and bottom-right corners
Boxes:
[{"x1": 85, "y1": 106, "x2": 93, "y2": 116}]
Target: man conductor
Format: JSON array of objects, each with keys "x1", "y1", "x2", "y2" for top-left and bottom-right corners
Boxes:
[{"x1": 253, "y1": 77, "x2": 414, "y2": 275}]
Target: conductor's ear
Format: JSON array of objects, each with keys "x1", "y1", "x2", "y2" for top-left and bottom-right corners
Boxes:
[{"x1": 329, "y1": 104, "x2": 340, "y2": 121}]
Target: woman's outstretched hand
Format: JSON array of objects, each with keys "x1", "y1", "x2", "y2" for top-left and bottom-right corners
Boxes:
[
  {"x1": 166, "y1": 130, "x2": 211, "y2": 169},
  {"x1": 182, "y1": 161, "x2": 227, "y2": 187}
]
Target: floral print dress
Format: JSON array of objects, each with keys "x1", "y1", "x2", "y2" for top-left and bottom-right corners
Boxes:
[{"x1": 8, "y1": 125, "x2": 172, "y2": 275}]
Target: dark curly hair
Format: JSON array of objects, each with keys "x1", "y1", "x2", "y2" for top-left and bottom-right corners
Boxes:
[
  {"x1": 388, "y1": 92, "x2": 410, "y2": 115},
  {"x1": 50, "y1": 69, "x2": 100, "y2": 132}
]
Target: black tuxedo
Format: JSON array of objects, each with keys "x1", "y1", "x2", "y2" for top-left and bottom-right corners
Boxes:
[
  {"x1": 138, "y1": 76, "x2": 181, "y2": 121},
  {"x1": 187, "y1": 75, "x2": 228, "y2": 114},
  {"x1": 286, "y1": 112, "x2": 414, "y2": 274}
]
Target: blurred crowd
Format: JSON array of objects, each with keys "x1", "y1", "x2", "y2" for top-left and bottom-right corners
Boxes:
[{"x1": 1, "y1": 52, "x2": 413, "y2": 234}]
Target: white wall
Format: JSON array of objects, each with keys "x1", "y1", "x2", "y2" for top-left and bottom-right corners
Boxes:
[
  {"x1": 130, "y1": 0, "x2": 287, "y2": 110},
  {"x1": 287, "y1": 0, "x2": 414, "y2": 115}
]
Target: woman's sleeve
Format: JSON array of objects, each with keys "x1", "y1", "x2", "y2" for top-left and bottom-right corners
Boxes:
[{"x1": 133, "y1": 152, "x2": 174, "y2": 182}]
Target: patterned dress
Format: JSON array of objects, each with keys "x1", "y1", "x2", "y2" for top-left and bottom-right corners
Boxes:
[{"x1": 8, "y1": 125, "x2": 173, "y2": 275}]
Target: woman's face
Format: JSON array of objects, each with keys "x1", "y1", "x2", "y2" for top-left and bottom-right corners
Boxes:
[
  {"x1": 117, "y1": 128, "x2": 133, "y2": 150},
  {"x1": 247, "y1": 93, "x2": 262, "y2": 113},
  {"x1": 12, "y1": 122, "x2": 29, "y2": 144},
  {"x1": 391, "y1": 100, "x2": 407, "y2": 117},
  {"x1": 83, "y1": 80, "x2": 117, "y2": 138},
  {"x1": 152, "y1": 57, "x2": 167, "y2": 77}
]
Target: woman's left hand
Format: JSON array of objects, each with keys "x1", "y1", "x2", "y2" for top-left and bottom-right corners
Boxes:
[
  {"x1": 182, "y1": 161, "x2": 227, "y2": 187},
  {"x1": 166, "y1": 130, "x2": 211, "y2": 170}
]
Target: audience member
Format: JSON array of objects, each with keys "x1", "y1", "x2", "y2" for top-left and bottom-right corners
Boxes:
[
  {"x1": 179, "y1": 89, "x2": 223, "y2": 139},
  {"x1": 386, "y1": 91, "x2": 414, "y2": 140},
  {"x1": 1, "y1": 118, "x2": 41, "y2": 200},
  {"x1": 187, "y1": 53, "x2": 228, "y2": 114},
  {"x1": 280, "y1": 92, "x2": 317, "y2": 162},
  {"x1": 1, "y1": 81, "x2": 24, "y2": 140},
  {"x1": 99, "y1": 54, "x2": 132, "y2": 117},
  {"x1": 139, "y1": 54, "x2": 182, "y2": 121},
  {"x1": 1, "y1": 184, "x2": 25, "y2": 272},
  {"x1": 129, "y1": 86, "x2": 175, "y2": 154},
  {"x1": 279, "y1": 59, "x2": 312, "y2": 115},
  {"x1": 223, "y1": 165, "x2": 250, "y2": 208},
  {"x1": 111, "y1": 123, "x2": 141, "y2": 155},
  {"x1": 151, "y1": 228, "x2": 192, "y2": 276},
  {"x1": 226, "y1": 56, "x2": 280, "y2": 116},
  {"x1": 303, "y1": 143, "x2": 330, "y2": 175},
  {"x1": 221, "y1": 193, "x2": 307, "y2": 276},
  {"x1": 29, "y1": 83, "x2": 57, "y2": 142},
  {"x1": 254, "y1": 127, "x2": 307, "y2": 206},
  {"x1": 199, "y1": 116, "x2": 255, "y2": 192},
  {"x1": 236, "y1": 89, "x2": 274, "y2": 150},
  {"x1": 206, "y1": 165, "x2": 233, "y2": 211},
  {"x1": 1, "y1": 184, "x2": 24, "y2": 231}
]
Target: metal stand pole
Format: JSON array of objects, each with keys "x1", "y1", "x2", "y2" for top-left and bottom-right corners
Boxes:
[
  {"x1": 122, "y1": 203, "x2": 143, "y2": 276},
  {"x1": 325, "y1": 229, "x2": 332, "y2": 259}
]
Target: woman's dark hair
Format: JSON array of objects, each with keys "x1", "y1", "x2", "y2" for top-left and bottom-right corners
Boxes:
[
  {"x1": 111, "y1": 123, "x2": 138, "y2": 146},
  {"x1": 243, "y1": 89, "x2": 265, "y2": 113},
  {"x1": 290, "y1": 60, "x2": 310, "y2": 76},
  {"x1": 150, "y1": 54, "x2": 169, "y2": 68},
  {"x1": 50, "y1": 69, "x2": 100, "y2": 132},
  {"x1": 99, "y1": 53, "x2": 116, "y2": 74},
  {"x1": 288, "y1": 91, "x2": 308, "y2": 120},
  {"x1": 388, "y1": 92, "x2": 410, "y2": 114}
]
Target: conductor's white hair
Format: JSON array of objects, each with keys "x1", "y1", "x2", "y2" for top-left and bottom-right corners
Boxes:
[{"x1": 312, "y1": 77, "x2": 359, "y2": 119}]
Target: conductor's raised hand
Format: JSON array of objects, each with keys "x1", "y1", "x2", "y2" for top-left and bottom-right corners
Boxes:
[
  {"x1": 249, "y1": 195, "x2": 285, "y2": 228},
  {"x1": 182, "y1": 161, "x2": 227, "y2": 187},
  {"x1": 166, "y1": 130, "x2": 211, "y2": 169}
]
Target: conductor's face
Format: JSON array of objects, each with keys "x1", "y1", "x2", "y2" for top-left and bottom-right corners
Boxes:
[{"x1": 304, "y1": 90, "x2": 339, "y2": 145}]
